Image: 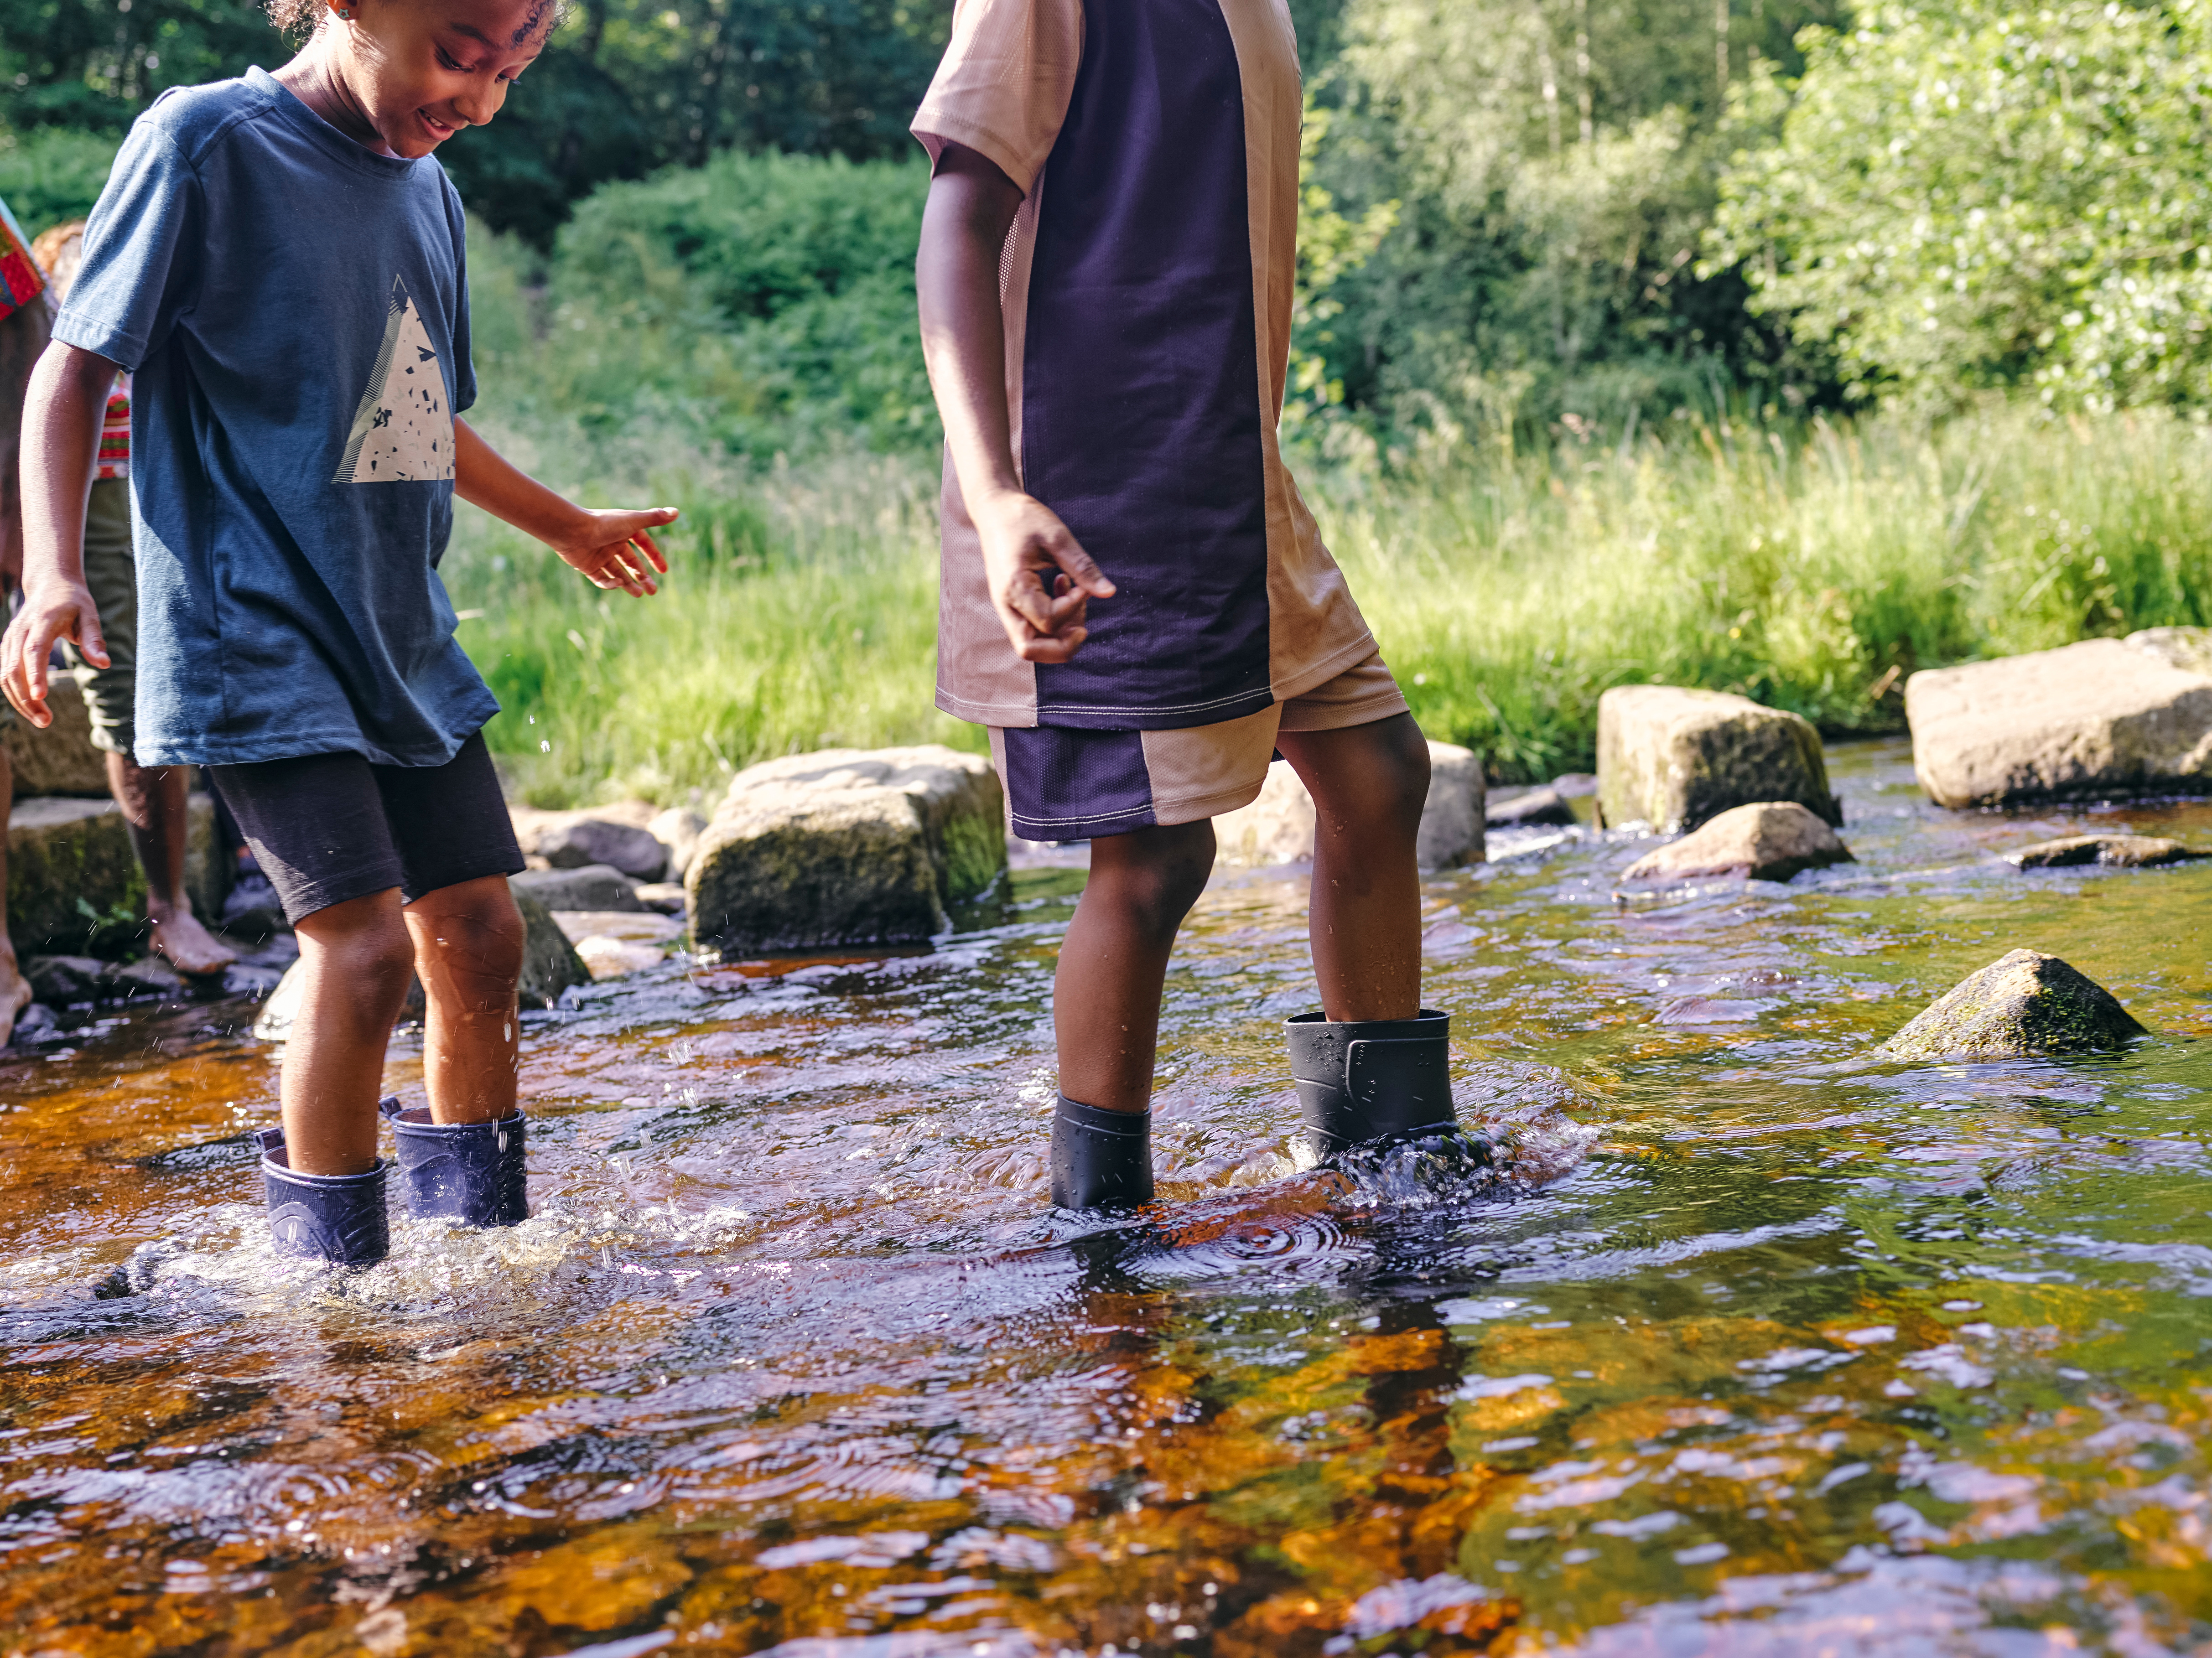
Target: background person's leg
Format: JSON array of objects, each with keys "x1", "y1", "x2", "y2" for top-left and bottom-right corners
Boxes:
[
  {"x1": 1276, "y1": 711, "x2": 1430, "y2": 1023},
  {"x1": 1053, "y1": 819, "x2": 1217, "y2": 1113},
  {"x1": 0, "y1": 751, "x2": 29, "y2": 1045},
  {"x1": 105, "y1": 753, "x2": 234, "y2": 975},
  {"x1": 403, "y1": 874, "x2": 524, "y2": 1126},
  {"x1": 284, "y1": 887, "x2": 415, "y2": 1174}
]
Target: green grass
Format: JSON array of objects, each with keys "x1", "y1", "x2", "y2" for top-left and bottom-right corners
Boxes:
[{"x1": 446, "y1": 404, "x2": 2212, "y2": 807}]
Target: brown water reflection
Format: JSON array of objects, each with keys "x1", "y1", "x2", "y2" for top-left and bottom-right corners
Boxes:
[{"x1": 2, "y1": 739, "x2": 2209, "y2": 1655}]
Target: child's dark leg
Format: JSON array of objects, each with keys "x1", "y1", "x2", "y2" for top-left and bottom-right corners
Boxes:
[
  {"x1": 1275, "y1": 714, "x2": 1456, "y2": 1156},
  {"x1": 107, "y1": 755, "x2": 236, "y2": 976},
  {"x1": 1048, "y1": 819, "x2": 1214, "y2": 1208},
  {"x1": 403, "y1": 874, "x2": 525, "y2": 1123},
  {"x1": 284, "y1": 888, "x2": 416, "y2": 1175},
  {"x1": 1054, "y1": 819, "x2": 1217, "y2": 1112},
  {"x1": 1275, "y1": 713, "x2": 1429, "y2": 1020}
]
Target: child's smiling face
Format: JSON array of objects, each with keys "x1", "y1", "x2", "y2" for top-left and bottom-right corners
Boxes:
[{"x1": 328, "y1": 0, "x2": 555, "y2": 157}]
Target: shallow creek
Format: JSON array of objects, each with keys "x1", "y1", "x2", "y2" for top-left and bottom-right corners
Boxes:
[{"x1": 1, "y1": 739, "x2": 2208, "y2": 1656}]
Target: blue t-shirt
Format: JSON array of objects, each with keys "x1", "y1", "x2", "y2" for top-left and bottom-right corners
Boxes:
[{"x1": 53, "y1": 67, "x2": 498, "y2": 767}]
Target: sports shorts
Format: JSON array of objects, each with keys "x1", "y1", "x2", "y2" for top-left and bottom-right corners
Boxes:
[
  {"x1": 61, "y1": 478, "x2": 136, "y2": 755},
  {"x1": 207, "y1": 732, "x2": 525, "y2": 923},
  {"x1": 991, "y1": 653, "x2": 1410, "y2": 841}
]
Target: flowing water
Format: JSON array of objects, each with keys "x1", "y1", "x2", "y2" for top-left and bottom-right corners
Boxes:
[{"x1": 3, "y1": 739, "x2": 2209, "y2": 1657}]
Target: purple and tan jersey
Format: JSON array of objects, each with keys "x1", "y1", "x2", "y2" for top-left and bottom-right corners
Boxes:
[{"x1": 912, "y1": 0, "x2": 1379, "y2": 734}]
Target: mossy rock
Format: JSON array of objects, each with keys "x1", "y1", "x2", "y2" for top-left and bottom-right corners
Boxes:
[{"x1": 1878, "y1": 948, "x2": 2148, "y2": 1061}]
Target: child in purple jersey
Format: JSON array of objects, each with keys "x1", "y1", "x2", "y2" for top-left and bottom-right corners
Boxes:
[
  {"x1": 2, "y1": 0, "x2": 677, "y2": 1264},
  {"x1": 914, "y1": 0, "x2": 1466, "y2": 1209}
]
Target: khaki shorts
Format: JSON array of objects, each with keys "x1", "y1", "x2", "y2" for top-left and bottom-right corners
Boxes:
[
  {"x1": 990, "y1": 653, "x2": 1411, "y2": 840},
  {"x1": 62, "y1": 477, "x2": 135, "y2": 756}
]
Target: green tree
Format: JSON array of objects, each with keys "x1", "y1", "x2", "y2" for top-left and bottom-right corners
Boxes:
[{"x1": 1710, "y1": 0, "x2": 2212, "y2": 409}]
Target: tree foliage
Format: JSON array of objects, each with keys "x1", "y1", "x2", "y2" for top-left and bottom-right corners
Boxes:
[
  {"x1": 0, "y1": 0, "x2": 950, "y2": 241},
  {"x1": 1710, "y1": 0, "x2": 2212, "y2": 409}
]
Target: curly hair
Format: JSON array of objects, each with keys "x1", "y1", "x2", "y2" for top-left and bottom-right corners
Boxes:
[{"x1": 263, "y1": 0, "x2": 570, "y2": 44}]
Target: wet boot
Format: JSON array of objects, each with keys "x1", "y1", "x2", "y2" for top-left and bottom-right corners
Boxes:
[
  {"x1": 380, "y1": 1097, "x2": 529, "y2": 1226},
  {"x1": 256, "y1": 1127, "x2": 391, "y2": 1265},
  {"x1": 1049, "y1": 1096, "x2": 1154, "y2": 1210},
  {"x1": 1285, "y1": 1009, "x2": 1456, "y2": 1159}
]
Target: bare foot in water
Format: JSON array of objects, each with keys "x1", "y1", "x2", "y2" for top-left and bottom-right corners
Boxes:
[
  {"x1": 149, "y1": 906, "x2": 238, "y2": 978},
  {"x1": 0, "y1": 958, "x2": 31, "y2": 1047}
]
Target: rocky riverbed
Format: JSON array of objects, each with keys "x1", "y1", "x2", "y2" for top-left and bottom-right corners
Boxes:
[{"x1": 0, "y1": 737, "x2": 2206, "y2": 1653}]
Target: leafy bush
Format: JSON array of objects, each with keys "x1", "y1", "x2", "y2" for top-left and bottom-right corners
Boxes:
[
  {"x1": 0, "y1": 127, "x2": 119, "y2": 236},
  {"x1": 1712, "y1": 0, "x2": 2212, "y2": 410}
]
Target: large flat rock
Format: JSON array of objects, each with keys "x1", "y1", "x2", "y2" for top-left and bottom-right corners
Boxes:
[
  {"x1": 1214, "y1": 741, "x2": 1485, "y2": 870},
  {"x1": 1906, "y1": 632, "x2": 2212, "y2": 808},
  {"x1": 1596, "y1": 686, "x2": 1839, "y2": 833},
  {"x1": 687, "y1": 746, "x2": 1006, "y2": 953},
  {"x1": 6, "y1": 794, "x2": 223, "y2": 956},
  {"x1": 3, "y1": 682, "x2": 110, "y2": 798}
]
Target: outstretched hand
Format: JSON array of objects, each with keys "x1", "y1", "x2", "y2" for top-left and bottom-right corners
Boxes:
[
  {"x1": 0, "y1": 581, "x2": 108, "y2": 728},
  {"x1": 551, "y1": 506, "x2": 679, "y2": 597},
  {"x1": 972, "y1": 490, "x2": 1115, "y2": 663}
]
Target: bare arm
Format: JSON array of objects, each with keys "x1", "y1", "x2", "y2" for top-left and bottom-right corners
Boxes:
[
  {"x1": 454, "y1": 418, "x2": 676, "y2": 597},
  {"x1": 0, "y1": 295, "x2": 56, "y2": 590},
  {"x1": 2, "y1": 339, "x2": 115, "y2": 725},
  {"x1": 917, "y1": 142, "x2": 1113, "y2": 663}
]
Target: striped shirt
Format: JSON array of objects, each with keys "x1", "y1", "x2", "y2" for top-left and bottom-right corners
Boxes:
[{"x1": 98, "y1": 376, "x2": 130, "y2": 481}]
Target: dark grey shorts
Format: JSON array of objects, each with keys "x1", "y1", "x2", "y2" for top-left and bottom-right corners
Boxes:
[{"x1": 208, "y1": 733, "x2": 525, "y2": 923}]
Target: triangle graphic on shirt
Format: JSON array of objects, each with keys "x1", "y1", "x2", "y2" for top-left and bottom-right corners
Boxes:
[{"x1": 333, "y1": 275, "x2": 454, "y2": 484}]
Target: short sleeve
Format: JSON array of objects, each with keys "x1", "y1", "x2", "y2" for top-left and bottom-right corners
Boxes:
[
  {"x1": 910, "y1": 0, "x2": 1083, "y2": 196},
  {"x1": 51, "y1": 114, "x2": 203, "y2": 373},
  {"x1": 444, "y1": 174, "x2": 477, "y2": 415}
]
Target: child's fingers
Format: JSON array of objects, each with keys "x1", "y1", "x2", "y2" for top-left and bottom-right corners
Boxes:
[
  {"x1": 1048, "y1": 533, "x2": 1115, "y2": 598},
  {"x1": 631, "y1": 529, "x2": 669, "y2": 574},
  {"x1": 77, "y1": 615, "x2": 111, "y2": 672}
]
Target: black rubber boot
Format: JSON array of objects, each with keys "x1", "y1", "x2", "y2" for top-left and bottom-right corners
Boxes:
[
  {"x1": 1049, "y1": 1096, "x2": 1155, "y2": 1210},
  {"x1": 379, "y1": 1096, "x2": 528, "y2": 1226},
  {"x1": 1285, "y1": 1009, "x2": 1456, "y2": 1158},
  {"x1": 257, "y1": 1126, "x2": 391, "y2": 1264}
]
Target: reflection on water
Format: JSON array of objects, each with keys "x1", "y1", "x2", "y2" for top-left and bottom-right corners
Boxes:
[{"x1": 2, "y1": 739, "x2": 2208, "y2": 1655}]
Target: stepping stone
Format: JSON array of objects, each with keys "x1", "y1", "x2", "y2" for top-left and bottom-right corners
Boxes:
[
  {"x1": 1878, "y1": 948, "x2": 2147, "y2": 1060},
  {"x1": 1906, "y1": 630, "x2": 2212, "y2": 808},
  {"x1": 1214, "y1": 741, "x2": 1486, "y2": 869},
  {"x1": 1619, "y1": 800, "x2": 1854, "y2": 885},
  {"x1": 1596, "y1": 686, "x2": 1840, "y2": 832},
  {"x1": 2006, "y1": 834, "x2": 2209, "y2": 869},
  {"x1": 687, "y1": 746, "x2": 1006, "y2": 953}
]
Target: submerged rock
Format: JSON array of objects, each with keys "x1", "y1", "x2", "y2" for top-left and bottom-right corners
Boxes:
[
  {"x1": 688, "y1": 745, "x2": 1006, "y2": 953},
  {"x1": 2007, "y1": 834, "x2": 2210, "y2": 869},
  {"x1": 1213, "y1": 741, "x2": 1486, "y2": 869},
  {"x1": 1905, "y1": 635, "x2": 2212, "y2": 808},
  {"x1": 1878, "y1": 948, "x2": 2148, "y2": 1060},
  {"x1": 1596, "y1": 686, "x2": 1840, "y2": 833},
  {"x1": 510, "y1": 863, "x2": 646, "y2": 912},
  {"x1": 1619, "y1": 801, "x2": 1854, "y2": 886}
]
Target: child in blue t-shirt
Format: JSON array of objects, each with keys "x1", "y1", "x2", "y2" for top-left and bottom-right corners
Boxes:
[{"x1": 1, "y1": 0, "x2": 677, "y2": 1265}]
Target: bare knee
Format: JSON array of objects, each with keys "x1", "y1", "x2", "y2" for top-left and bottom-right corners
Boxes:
[
  {"x1": 1293, "y1": 714, "x2": 1431, "y2": 843},
  {"x1": 297, "y1": 894, "x2": 415, "y2": 1009},
  {"x1": 409, "y1": 878, "x2": 525, "y2": 1010},
  {"x1": 1085, "y1": 820, "x2": 1215, "y2": 946}
]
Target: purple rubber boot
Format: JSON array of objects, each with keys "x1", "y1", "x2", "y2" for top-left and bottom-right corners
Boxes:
[
  {"x1": 256, "y1": 1126, "x2": 391, "y2": 1265},
  {"x1": 1048, "y1": 1095, "x2": 1154, "y2": 1211},
  {"x1": 379, "y1": 1097, "x2": 528, "y2": 1227}
]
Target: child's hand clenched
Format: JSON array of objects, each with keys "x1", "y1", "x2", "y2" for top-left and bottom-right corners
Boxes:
[
  {"x1": 550, "y1": 507, "x2": 679, "y2": 597},
  {"x1": 971, "y1": 489, "x2": 1115, "y2": 663}
]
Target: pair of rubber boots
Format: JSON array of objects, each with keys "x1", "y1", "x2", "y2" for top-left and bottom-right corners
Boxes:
[
  {"x1": 257, "y1": 1098, "x2": 528, "y2": 1265},
  {"x1": 1050, "y1": 1008, "x2": 1454, "y2": 1209}
]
